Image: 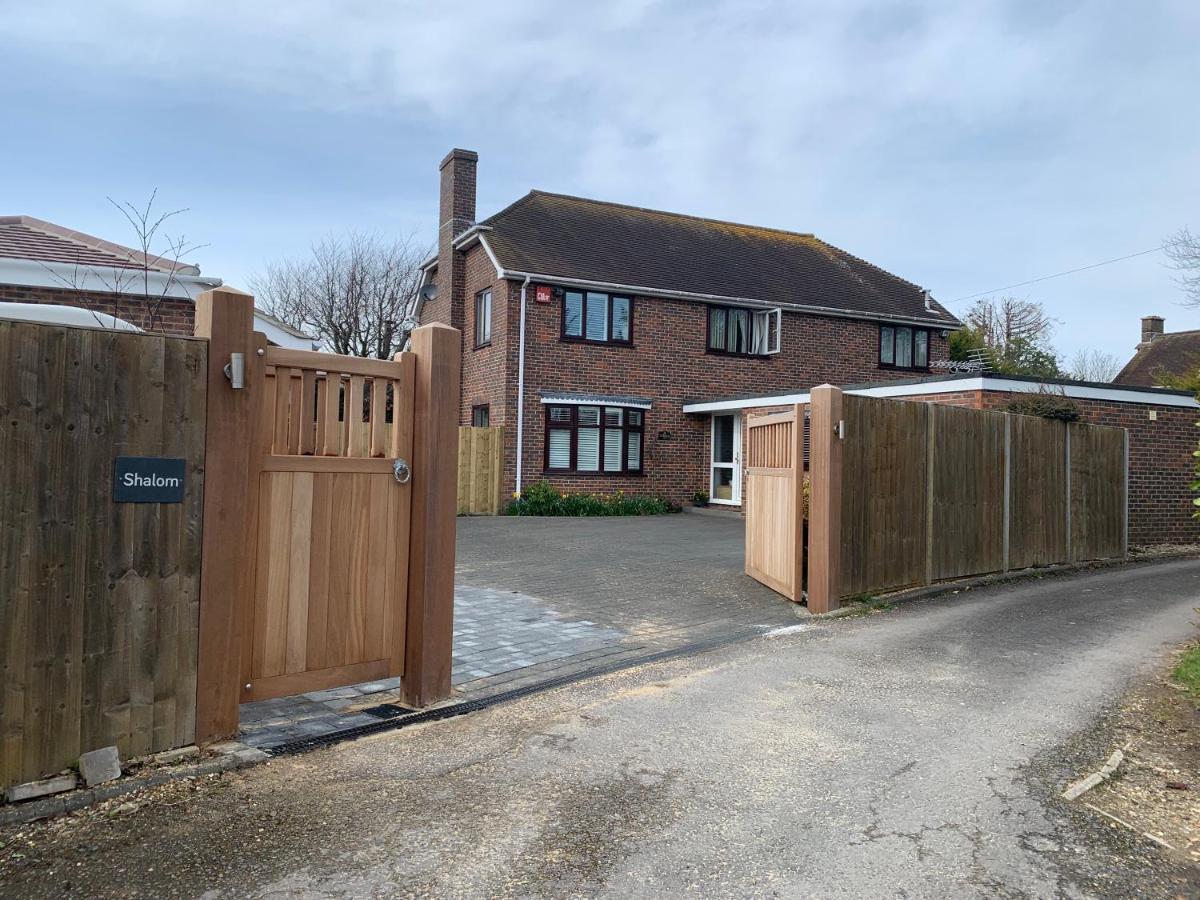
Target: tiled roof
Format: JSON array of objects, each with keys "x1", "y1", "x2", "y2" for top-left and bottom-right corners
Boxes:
[
  {"x1": 1114, "y1": 331, "x2": 1200, "y2": 387},
  {"x1": 479, "y1": 191, "x2": 959, "y2": 326},
  {"x1": 0, "y1": 216, "x2": 198, "y2": 273}
]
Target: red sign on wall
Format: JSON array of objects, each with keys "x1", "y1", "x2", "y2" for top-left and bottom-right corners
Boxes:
[{"x1": 534, "y1": 285, "x2": 553, "y2": 304}]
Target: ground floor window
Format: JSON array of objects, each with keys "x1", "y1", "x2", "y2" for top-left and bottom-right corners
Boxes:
[
  {"x1": 544, "y1": 404, "x2": 644, "y2": 474},
  {"x1": 471, "y1": 404, "x2": 490, "y2": 427}
]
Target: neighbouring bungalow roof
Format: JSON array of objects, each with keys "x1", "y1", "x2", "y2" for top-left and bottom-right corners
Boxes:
[
  {"x1": 1114, "y1": 330, "x2": 1200, "y2": 387},
  {"x1": 681, "y1": 372, "x2": 1200, "y2": 413},
  {"x1": 470, "y1": 191, "x2": 960, "y2": 328},
  {"x1": 0, "y1": 215, "x2": 199, "y2": 274}
]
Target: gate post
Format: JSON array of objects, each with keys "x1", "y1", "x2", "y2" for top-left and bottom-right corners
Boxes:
[
  {"x1": 194, "y1": 288, "x2": 256, "y2": 743},
  {"x1": 808, "y1": 385, "x2": 843, "y2": 613},
  {"x1": 403, "y1": 323, "x2": 461, "y2": 707}
]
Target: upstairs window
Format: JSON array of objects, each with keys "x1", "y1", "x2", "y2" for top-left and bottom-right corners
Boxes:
[
  {"x1": 879, "y1": 325, "x2": 929, "y2": 370},
  {"x1": 707, "y1": 306, "x2": 780, "y2": 356},
  {"x1": 544, "y1": 404, "x2": 644, "y2": 474},
  {"x1": 474, "y1": 289, "x2": 492, "y2": 347},
  {"x1": 562, "y1": 291, "x2": 632, "y2": 344}
]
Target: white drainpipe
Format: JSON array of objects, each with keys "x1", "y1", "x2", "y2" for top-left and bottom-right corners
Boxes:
[{"x1": 515, "y1": 275, "x2": 531, "y2": 496}]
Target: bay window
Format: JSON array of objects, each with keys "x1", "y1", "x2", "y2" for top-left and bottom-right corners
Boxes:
[
  {"x1": 879, "y1": 325, "x2": 930, "y2": 370},
  {"x1": 562, "y1": 291, "x2": 632, "y2": 344},
  {"x1": 707, "y1": 305, "x2": 780, "y2": 356},
  {"x1": 544, "y1": 404, "x2": 644, "y2": 474}
]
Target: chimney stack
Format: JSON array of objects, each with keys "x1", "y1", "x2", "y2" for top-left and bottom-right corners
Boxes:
[
  {"x1": 434, "y1": 148, "x2": 478, "y2": 330},
  {"x1": 1140, "y1": 315, "x2": 1164, "y2": 347}
]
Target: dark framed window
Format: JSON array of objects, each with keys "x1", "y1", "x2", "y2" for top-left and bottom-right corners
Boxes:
[
  {"x1": 474, "y1": 289, "x2": 492, "y2": 347},
  {"x1": 544, "y1": 404, "x2": 644, "y2": 474},
  {"x1": 879, "y1": 325, "x2": 929, "y2": 370},
  {"x1": 561, "y1": 291, "x2": 632, "y2": 345},
  {"x1": 471, "y1": 404, "x2": 490, "y2": 427},
  {"x1": 707, "y1": 305, "x2": 780, "y2": 356}
]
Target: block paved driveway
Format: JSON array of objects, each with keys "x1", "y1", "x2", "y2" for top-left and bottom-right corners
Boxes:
[
  {"x1": 239, "y1": 513, "x2": 798, "y2": 748},
  {"x1": 450, "y1": 512, "x2": 800, "y2": 695}
]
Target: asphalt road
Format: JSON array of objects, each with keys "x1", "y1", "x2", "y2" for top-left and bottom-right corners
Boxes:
[{"x1": 4, "y1": 559, "x2": 1200, "y2": 898}]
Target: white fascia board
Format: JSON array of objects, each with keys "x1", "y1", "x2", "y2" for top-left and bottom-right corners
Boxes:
[
  {"x1": 540, "y1": 395, "x2": 652, "y2": 410},
  {"x1": 0, "y1": 257, "x2": 221, "y2": 300},
  {"x1": 496, "y1": 268, "x2": 958, "y2": 330},
  {"x1": 254, "y1": 314, "x2": 315, "y2": 349},
  {"x1": 682, "y1": 376, "x2": 1200, "y2": 414},
  {"x1": 476, "y1": 234, "x2": 505, "y2": 278}
]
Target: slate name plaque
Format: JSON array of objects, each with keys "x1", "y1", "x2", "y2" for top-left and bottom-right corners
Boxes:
[{"x1": 113, "y1": 457, "x2": 186, "y2": 503}]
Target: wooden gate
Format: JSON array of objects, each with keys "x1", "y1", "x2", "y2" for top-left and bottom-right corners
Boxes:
[
  {"x1": 241, "y1": 344, "x2": 416, "y2": 701},
  {"x1": 744, "y1": 406, "x2": 805, "y2": 602}
]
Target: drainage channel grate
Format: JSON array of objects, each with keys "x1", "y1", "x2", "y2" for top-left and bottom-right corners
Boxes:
[
  {"x1": 360, "y1": 703, "x2": 417, "y2": 720},
  {"x1": 265, "y1": 628, "x2": 766, "y2": 758}
]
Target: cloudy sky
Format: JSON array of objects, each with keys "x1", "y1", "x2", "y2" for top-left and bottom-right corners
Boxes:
[{"x1": 3, "y1": 0, "x2": 1197, "y2": 365}]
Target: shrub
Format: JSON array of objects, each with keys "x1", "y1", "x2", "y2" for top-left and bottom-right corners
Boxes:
[
  {"x1": 692, "y1": 490, "x2": 709, "y2": 506},
  {"x1": 1001, "y1": 385, "x2": 1081, "y2": 422},
  {"x1": 506, "y1": 481, "x2": 678, "y2": 517}
]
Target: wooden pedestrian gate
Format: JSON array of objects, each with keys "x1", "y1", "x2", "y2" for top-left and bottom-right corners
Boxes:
[
  {"x1": 243, "y1": 345, "x2": 416, "y2": 702},
  {"x1": 744, "y1": 407, "x2": 805, "y2": 602}
]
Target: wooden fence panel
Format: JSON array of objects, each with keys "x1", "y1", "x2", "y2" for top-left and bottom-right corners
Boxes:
[
  {"x1": 1009, "y1": 415, "x2": 1068, "y2": 569},
  {"x1": 840, "y1": 395, "x2": 928, "y2": 596},
  {"x1": 457, "y1": 426, "x2": 504, "y2": 515},
  {"x1": 1070, "y1": 422, "x2": 1126, "y2": 561},
  {"x1": 743, "y1": 408, "x2": 804, "y2": 601},
  {"x1": 0, "y1": 321, "x2": 206, "y2": 789},
  {"x1": 930, "y1": 404, "x2": 1007, "y2": 581}
]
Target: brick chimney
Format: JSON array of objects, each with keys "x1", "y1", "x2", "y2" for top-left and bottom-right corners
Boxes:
[
  {"x1": 434, "y1": 148, "x2": 478, "y2": 331},
  {"x1": 1140, "y1": 315, "x2": 1164, "y2": 347}
]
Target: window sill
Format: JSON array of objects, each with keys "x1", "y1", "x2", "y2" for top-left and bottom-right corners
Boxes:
[
  {"x1": 541, "y1": 470, "x2": 646, "y2": 478},
  {"x1": 705, "y1": 347, "x2": 774, "y2": 359},
  {"x1": 473, "y1": 341, "x2": 493, "y2": 350},
  {"x1": 559, "y1": 337, "x2": 634, "y2": 348},
  {"x1": 878, "y1": 363, "x2": 931, "y2": 373}
]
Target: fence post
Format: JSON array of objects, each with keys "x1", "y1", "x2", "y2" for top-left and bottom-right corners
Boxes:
[
  {"x1": 791, "y1": 403, "x2": 806, "y2": 602},
  {"x1": 924, "y1": 404, "x2": 936, "y2": 585},
  {"x1": 808, "y1": 385, "x2": 843, "y2": 613},
  {"x1": 1002, "y1": 414, "x2": 1011, "y2": 573},
  {"x1": 1121, "y1": 429, "x2": 1129, "y2": 559},
  {"x1": 1064, "y1": 422, "x2": 1073, "y2": 563},
  {"x1": 402, "y1": 323, "x2": 461, "y2": 707},
  {"x1": 193, "y1": 287, "x2": 256, "y2": 744}
]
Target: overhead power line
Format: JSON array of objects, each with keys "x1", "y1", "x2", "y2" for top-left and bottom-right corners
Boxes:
[{"x1": 947, "y1": 245, "x2": 1165, "y2": 304}]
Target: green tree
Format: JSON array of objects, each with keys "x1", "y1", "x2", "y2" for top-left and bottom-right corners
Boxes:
[{"x1": 953, "y1": 297, "x2": 1063, "y2": 377}]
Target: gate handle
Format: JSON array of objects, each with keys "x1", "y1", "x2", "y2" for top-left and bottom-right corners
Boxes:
[{"x1": 393, "y1": 458, "x2": 412, "y2": 484}]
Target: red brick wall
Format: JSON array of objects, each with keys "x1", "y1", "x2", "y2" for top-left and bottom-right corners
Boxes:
[
  {"x1": 898, "y1": 388, "x2": 1199, "y2": 546},
  {"x1": 480, "y1": 267, "x2": 949, "y2": 505},
  {"x1": 0, "y1": 283, "x2": 195, "y2": 336}
]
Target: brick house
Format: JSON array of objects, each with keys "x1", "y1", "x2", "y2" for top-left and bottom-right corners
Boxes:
[
  {"x1": 685, "y1": 373, "x2": 1200, "y2": 546},
  {"x1": 1114, "y1": 315, "x2": 1200, "y2": 387},
  {"x1": 419, "y1": 149, "x2": 962, "y2": 507},
  {"x1": 0, "y1": 215, "x2": 311, "y2": 348}
]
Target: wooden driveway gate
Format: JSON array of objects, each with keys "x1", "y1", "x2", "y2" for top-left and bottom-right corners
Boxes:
[
  {"x1": 194, "y1": 290, "x2": 461, "y2": 743},
  {"x1": 744, "y1": 407, "x2": 805, "y2": 602},
  {"x1": 243, "y1": 345, "x2": 416, "y2": 702}
]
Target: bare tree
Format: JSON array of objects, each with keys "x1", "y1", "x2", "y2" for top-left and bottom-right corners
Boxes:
[
  {"x1": 250, "y1": 231, "x2": 429, "y2": 358},
  {"x1": 1165, "y1": 227, "x2": 1200, "y2": 306},
  {"x1": 41, "y1": 190, "x2": 206, "y2": 331},
  {"x1": 962, "y1": 296, "x2": 1061, "y2": 376},
  {"x1": 1068, "y1": 348, "x2": 1121, "y2": 383}
]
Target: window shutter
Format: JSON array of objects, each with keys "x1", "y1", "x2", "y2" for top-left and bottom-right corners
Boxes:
[
  {"x1": 548, "y1": 430, "x2": 571, "y2": 468},
  {"x1": 585, "y1": 293, "x2": 608, "y2": 341},
  {"x1": 604, "y1": 430, "x2": 622, "y2": 471},
  {"x1": 578, "y1": 429, "x2": 600, "y2": 470},
  {"x1": 626, "y1": 432, "x2": 642, "y2": 471}
]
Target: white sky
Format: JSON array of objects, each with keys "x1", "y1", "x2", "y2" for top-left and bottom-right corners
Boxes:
[{"x1": 3, "y1": 0, "x2": 1198, "y2": 365}]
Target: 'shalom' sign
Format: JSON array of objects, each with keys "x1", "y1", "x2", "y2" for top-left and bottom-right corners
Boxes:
[{"x1": 113, "y1": 457, "x2": 187, "y2": 503}]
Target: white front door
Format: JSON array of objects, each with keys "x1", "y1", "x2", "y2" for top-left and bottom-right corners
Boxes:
[{"x1": 710, "y1": 413, "x2": 741, "y2": 505}]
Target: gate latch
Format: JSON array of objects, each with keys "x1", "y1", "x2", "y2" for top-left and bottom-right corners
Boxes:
[{"x1": 393, "y1": 458, "x2": 412, "y2": 484}]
